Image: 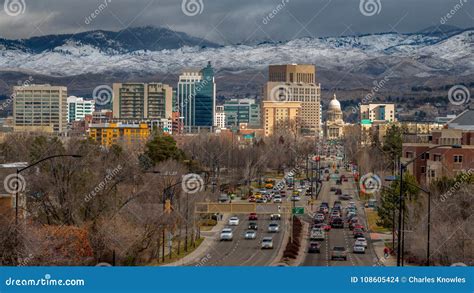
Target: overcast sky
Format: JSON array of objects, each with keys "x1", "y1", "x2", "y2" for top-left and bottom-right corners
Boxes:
[{"x1": 1, "y1": 0, "x2": 473, "y2": 43}]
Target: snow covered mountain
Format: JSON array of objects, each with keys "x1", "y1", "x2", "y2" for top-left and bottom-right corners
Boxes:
[{"x1": 0, "y1": 26, "x2": 472, "y2": 80}]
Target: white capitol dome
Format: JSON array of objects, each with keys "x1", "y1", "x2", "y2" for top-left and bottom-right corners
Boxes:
[{"x1": 328, "y1": 94, "x2": 341, "y2": 111}]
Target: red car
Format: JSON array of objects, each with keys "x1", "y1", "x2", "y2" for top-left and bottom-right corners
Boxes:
[
  {"x1": 248, "y1": 213, "x2": 258, "y2": 220},
  {"x1": 353, "y1": 224, "x2": 365, "y2": 231},
  {"x1": 248, "y1": 196, "x2": 256, "y2": 202},
  {"x1": 323, "y1": 224, "x2": 332, "y2": 231}
]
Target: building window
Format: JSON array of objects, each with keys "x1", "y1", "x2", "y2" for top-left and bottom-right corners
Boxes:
[
  {"x1": 454, "y1": 155, "x2": 463, "y2": 163},
  {"x1": 421, "y1": 166, "x2": 426, "y2": 173},
  {"x1": 433, "y1": 154, "x2": 442, "y2": 161}
]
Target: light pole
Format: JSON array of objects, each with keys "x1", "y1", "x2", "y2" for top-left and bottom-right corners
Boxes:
[
  {"x1": 15, "y1": 154, "x2": 82, "y2": 224},
  {"x1": 397, "y1": 144, "x2": 461, "y2": 266}
]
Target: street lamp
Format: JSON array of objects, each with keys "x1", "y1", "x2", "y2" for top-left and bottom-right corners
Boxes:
[
  {"x1": 397, "y1": 144, "x2": 461, "y2": 266},
  {"x1": 15, "y1": 154, "x2": 82, "y2": 224}
]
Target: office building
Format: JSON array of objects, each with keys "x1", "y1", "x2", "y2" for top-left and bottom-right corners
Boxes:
[
  {"x1": 214, "y1": 106, "x2": 226, "y2": 129},
  {"x1": 13, "y1": 84, "x2": 68, "y2": 134},
  {"x1": 112, "y1": 83, "x2": 173, "y2": 120},
  {"x1": 89, "y1": 122, "x2": 150, "y2": 147},
  {"x1": 360, "y1": 103, "x2": 396, "y2": 123},
  {"x1": 264, "y1": 64, "x2": 321, "y2": 136},
  {"x1": 67, "y1": 96, "x2": 95, "y2": 123},
  {"x1": 262, "y1": 101, "x2": 301, "y2": 136},
  {"x1": 177, "y1": 62, "x2": 216, "y2": 129},
  {"x1": 223, "y1": 98, "x2": 261, "y2": 128},
  {"x1": 268, "y1": 64, "x2": 316, "y2": 83}
]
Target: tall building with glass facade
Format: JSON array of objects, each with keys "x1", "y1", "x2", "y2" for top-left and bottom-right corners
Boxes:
[
  {"x1": 112, "y1": 83, "x2": 172, "y2": 120},
  {"x1": 177, "y1": 62, "x2": 216, "y2": 128},
  {"x1": 223, "y1": 98, "x2": 261, "y2": 128},
  {"x1": 13, "y1": 84, "x2": 68, "y2": 134},
  {"x1": 67, "y1": 96, "x2": 95, "y2": 123}
]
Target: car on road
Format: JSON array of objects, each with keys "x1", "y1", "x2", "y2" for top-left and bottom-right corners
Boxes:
[
  {"x1": 355, "y1": 237, "x2": 368, "y2": 248},
  {"x1": 220, "y1": 228, "x2": 233, "y2": 241},
  {"x1": 268, "y1": 222, "x2": 280, "y2": 233},
  {"x1": 310, "y1": 228, "x2": 325, "y2": 241},
  {"x1": 314, "y1": 213, "x2": 325, "y2": 222},
  {"x1": 228, "y1": 217, "x2": 240, "y2": 226},
  {"x1": 248, "y1": 196, "x2": 256, "y2": 202},
  {"x1": 353, "y1": 228, "x2": 364, "y2": 238},
  {"x1": 280, "y1": 190, "x2": 286, "y2": 197},
  {"x1": 339, "y1": 194, "x2": 353, "y2": 200},
  {"x1": 343, "y1": 177, "x2": 349, "y2": 182},
  {"x1": 308, "y1": 241, "x2": 321, "y2": 253},
  {"x1": 218, "y1": 194, "x2": 229, "y2": 203},
  {"x1": 291, "y1": 195, "x2": 301, "y2": 201},
  {"x1": 331, "y1": 246, "x2": 347, "y2": 260},
  {"x1": 335, "y1": 189, "x2": 342, "y2": 195},
  {"x1": 270, "y1": 214, "x2": 281, "y2": 221},
  {"x1": 330, "y1": 217, "x2": 344, "y2": 228},
  {"x1": 322, "y1": 224, "x2": 332, "y2": 231},
  {"x1": 261, "y1": 237, "x2": 274, "y2": 249},
  {"x1": 248, "y1": 213, "x2": 258, "y2": 221},
  {"x1": 330, "y1": 187, "x2": 336, "y2": 192},
  {"x1": 353, "y1": 244, "x2": 366, "y2": 254},
  {"x1": 248, "y1": 222, "x2": 258, "y2": 230},
  {"x1": 273, "y1": 196, "x2": 282, "y2": 203},
  {"x1": 245, "y1": 230, "x2": 257, "y2": 240}
]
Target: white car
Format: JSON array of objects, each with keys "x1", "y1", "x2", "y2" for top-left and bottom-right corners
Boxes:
[
  {"x1": 220, "y1": 228, "x2": 233, "y2": 241},
  {"x1": 268, "y1": 222, "x2": 280, "y2": 233},
  {"x1": 244, "y1": 230, "x2": 257, "y2": 239},
  {"x1": 355, "y1": 237, "x2": 368, "y2": 248},
  {"x1": 273, "y1": 196, "x2": 282, "y2": 203},
  {"x1": 291, "y1": 195, "x2": 301, "y2": 201},
  {"x1": 353, "y1": 244, "x2": 366, "y2": 254},
  {"x1": 310, "y1": 228, "x2": 325, "y2": 241},
  {"x1": 270, "y1": 213, "x2": 281, "y2": 221},
  {"x1": 228, "y1": 217, "x2": 239, "y2": 226},
  {"x1": 261, "y1": 237, "x2": 274, "y2": 249}
]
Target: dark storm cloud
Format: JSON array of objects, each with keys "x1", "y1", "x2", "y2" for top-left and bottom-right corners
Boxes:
[{"x1": 0, "y1": 0, "x2": 473, "y2": 42}]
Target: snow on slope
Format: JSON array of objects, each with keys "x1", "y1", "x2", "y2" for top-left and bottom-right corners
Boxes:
[{"x1": 0, "y1": 30, "x2": 472, "y2": 77}]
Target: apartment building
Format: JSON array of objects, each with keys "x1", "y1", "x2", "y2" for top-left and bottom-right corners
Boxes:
[{"x1": 112, "y1": 83, "x2": 172, "y2": 120}]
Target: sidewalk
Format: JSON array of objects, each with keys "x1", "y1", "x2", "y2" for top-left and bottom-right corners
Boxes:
[
  {"x1": 162, "y1": 214, "x2": 230, "y2": 266},
  {"x1": 370, "y1": 232, "x2": 397, "y2": 266}
]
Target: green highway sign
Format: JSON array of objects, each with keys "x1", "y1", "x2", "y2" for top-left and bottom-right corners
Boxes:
[{"x1": 292, "y1": 207, "x2": 304, "y2": 215}]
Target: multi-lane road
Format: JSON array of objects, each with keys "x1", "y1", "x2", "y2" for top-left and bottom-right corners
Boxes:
[
  {"x1": 191, "y1": 156, "x2": 377, "y2": 266},
  {"x1": 302, "y1": 160, "x2": 377, "y2": 266},
  {"x1": 197, "y1": 212, "x2": 287, "y2": 266}
]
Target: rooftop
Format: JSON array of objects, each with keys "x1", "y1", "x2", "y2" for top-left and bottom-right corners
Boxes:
[{"x1": 448, "y1": 108, "x2": 474, "y2": 130}]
